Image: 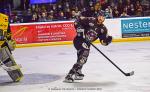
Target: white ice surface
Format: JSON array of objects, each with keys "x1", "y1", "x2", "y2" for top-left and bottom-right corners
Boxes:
[{"x1": 0, "y1": 41, "x2": 150, "y2": 92}]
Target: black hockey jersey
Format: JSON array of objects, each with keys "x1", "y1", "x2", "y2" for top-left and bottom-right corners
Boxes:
[{"x1": 75, "y1": 17, "x2": 108, "y2": 42}]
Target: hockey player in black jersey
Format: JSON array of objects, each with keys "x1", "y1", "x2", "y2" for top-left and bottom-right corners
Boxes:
[{"x1": 64, "y1": 15, "x2": 112, "y2": 83}]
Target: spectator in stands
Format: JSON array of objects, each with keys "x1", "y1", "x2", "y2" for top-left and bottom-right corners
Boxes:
[
  {"x1": 94, "y1": 2, "x2": 104, "y2": 17},
  {"x1": 126, "y1": 0, "x2": 131, "y2": 8},
  {"x1": 57, "y1": 4, "x2": 63, "y2": 12},
  {"x1": 80, "y1": 8, "x2": 87, "y2": 17},
  {"x1": 87, "y1": 6, "x2": 95, "y2": 17},
  {"x1": 51, "y1": 5, "x2": 59, "y2": 19},
  {"x1": 109, "y1": 0, "x2": 115, "y2": 9},
  {"x1": 141, "y1": 0, "x2": 150, "y2": 11},
  {"x1": 38, "y1": 12, "x2": 47, "y2": 22},
  {"x1": 57, "y1": 11, "x2": 67, "y2": 20},
  {"x1": 41, "y1": 5, "x2": 47, "y2": 13},
  {"x1": 104, "y1": 6, "x2": 113, "y2": 18},
  {"x1": 34, "y1": 4, "x2": 40, "y2": 13},
  {"x1": 8, "y1": 0, "x2": 150, "y2": 23},
  {"x1": 64, "y1": 8, "x2": 71, "y2": 20},
  {"x1": 65, "y1": 1, "x2": 70, "y2": 8},
  {"x1": 13, "y1": 15, "x2": 21, "y2": 23},
  {"x1": 47, "y1": 14, "x2": 54, "y2": 21},
  {"x1": 120, "y1": 10, "x2": 129, "y2": 18},
  {"x1": 112, "y1": 6, "x2": 120, "y2": 18},
  {"x1": 30, "y1": 13, "x2": 38, "y2": 22},
  {"x1": 135, "y1": 1, "x2": 143, "y2": 17},
  {"x1": 117, "y1": 0, "x2": 124, "y2": 16},
  {"x1": 49, "y1": 10, "x2": 54, "y2": 16},
  {"x1": 99, "y1": 0, "x2": 107, "y2": 10},
  {"x1": 63, "y1": 1, "x2": 70, "y2": 12},
  {"x1": 74, "y1": 7, "x2": 81, "y2": 17},
  {"x1": 127, "y1": 4, "x2": 135, "y2": 16},
  {"x1": 70, "y1": 10, "x2": 77, "y2": 20},
  {"x1": 88, "y1": 1, "x2": 94, "y2": 7}
]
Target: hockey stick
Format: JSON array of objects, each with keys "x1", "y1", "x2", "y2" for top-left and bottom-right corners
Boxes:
[
  {"x1": 90, "y1": 42, "x2": 134, "y2": 76},
  {"x1": 0, "y1": 61, "x2": 22, "y2": 71}
]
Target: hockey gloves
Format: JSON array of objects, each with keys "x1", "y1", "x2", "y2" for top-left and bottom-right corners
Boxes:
[{"x1": 100, "y1": 36, "x2": 112, "y2": 46}]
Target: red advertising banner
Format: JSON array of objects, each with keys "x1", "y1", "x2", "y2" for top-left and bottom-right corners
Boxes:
[{"x1": 10, "y1": 21, "x2": 76, "y2": 44}]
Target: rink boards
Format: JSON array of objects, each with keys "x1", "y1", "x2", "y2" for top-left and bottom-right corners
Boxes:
[{"x1": 10, "y1": 17, "x2": 150, "y2": 48}]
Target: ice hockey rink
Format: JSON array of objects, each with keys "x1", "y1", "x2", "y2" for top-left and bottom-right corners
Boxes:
[{"x1": 0, "y1": 41, "x2": 150, "y2": 92}]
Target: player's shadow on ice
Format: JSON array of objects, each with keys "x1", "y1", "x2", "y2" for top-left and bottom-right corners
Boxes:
[{"x1": 0, "y1": 73, "x2": 61, "y2": 86}]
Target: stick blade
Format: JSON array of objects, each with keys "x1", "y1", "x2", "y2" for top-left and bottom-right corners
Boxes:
[{"x1": 125, "y1": 71, "x2": 134, "y2": 76}]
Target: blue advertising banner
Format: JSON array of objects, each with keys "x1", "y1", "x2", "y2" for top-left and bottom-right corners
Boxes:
[
  {"x1": 121, "y1": 18, "x2": 150, "y2": 38},
  {"x1": 30, "y1": 0, "x2": 57, "y2": 4}
]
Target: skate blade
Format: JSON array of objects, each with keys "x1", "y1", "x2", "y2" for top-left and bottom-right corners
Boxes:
[
  {"x1": 63, "y1": 79, "x2": 74, "y2": 83},
  {"x1": 74, "y1": 77, "x2": 83, "y2": 80}
]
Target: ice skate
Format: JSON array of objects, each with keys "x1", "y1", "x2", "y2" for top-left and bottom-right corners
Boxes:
[
  {"x1": 74, "y1": 71, "x2": 84, "y2": 80},
  {"x1": 63, "y1": 74, "x2": 74, "y2": 83}
]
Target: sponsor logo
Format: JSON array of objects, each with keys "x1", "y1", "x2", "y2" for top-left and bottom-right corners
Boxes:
[{"x1": 121, "y1": 18, "x2": 150, "y2": 33}]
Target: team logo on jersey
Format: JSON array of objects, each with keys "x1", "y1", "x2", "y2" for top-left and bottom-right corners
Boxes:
[
  {"x1": 101, "y1": 29, "x2": 104, "y2": 33},
  {"x1": 89, "y1": 23, "x2": 94, "y2": 27},
  {"x1": 86, "y1": 29, "x2": 98, "y2": 42}
]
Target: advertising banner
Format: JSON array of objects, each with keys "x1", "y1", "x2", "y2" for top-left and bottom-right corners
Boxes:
[
  {"x1": 104, "y1": 19, "x2": 122, "y2": 38},
  {"x1": 10, "y1": 22, "x2": 76, "y2": 44},
  {"x1": 30, "y1": 0, "x2": 57, "y2": 4},
  {"x1": 121, "y1": 18, "x2": 150, "y2": 38}
]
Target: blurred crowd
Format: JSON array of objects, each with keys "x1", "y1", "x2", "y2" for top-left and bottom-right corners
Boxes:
[{"x1": 9, "y1": 0, "x2": 150, "y2": 23}]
